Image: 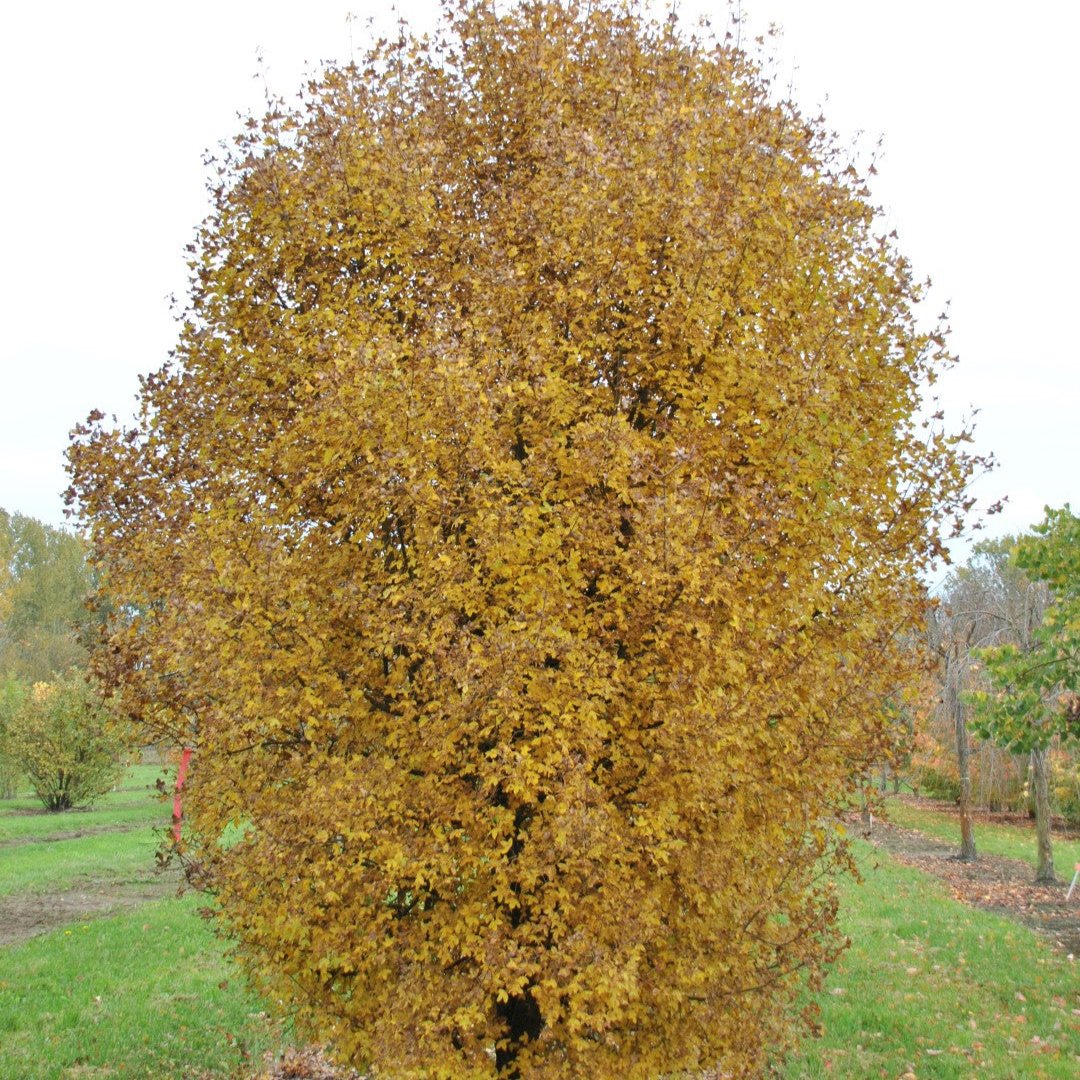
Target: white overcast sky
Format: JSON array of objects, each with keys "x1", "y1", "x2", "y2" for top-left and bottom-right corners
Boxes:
[{"x1": 2, "y1": 1, "x2": 1076, "y2": 573}]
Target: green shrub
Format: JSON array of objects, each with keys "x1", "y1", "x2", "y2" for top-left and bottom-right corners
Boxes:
[
  {"x1": 911, "y1": 764, "x2": 960, "y2": 802},
  {"x1": 6, "y1": 672, "x2": 128, "y2": 811}
]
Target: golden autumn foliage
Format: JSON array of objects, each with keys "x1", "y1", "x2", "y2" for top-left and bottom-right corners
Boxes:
[{"x1": 68, "y1": 2, "x2": 980, "y2": 1075}]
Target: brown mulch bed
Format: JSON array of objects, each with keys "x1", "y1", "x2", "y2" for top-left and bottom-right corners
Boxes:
[{"x1": 251, "y1": 1047, "x2": 365, "y2": 1079}]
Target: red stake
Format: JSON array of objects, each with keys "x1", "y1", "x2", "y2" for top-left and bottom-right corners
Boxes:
[{"x1": 173, "y1": 747, "x2": 192, "y2": 843}]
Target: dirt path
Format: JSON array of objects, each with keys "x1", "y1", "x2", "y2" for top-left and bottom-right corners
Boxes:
[{"x1": 861, "y1": 814, "x2": 1080, "y2": 957}]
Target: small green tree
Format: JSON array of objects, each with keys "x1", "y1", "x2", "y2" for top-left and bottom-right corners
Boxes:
[
  {"x1": 971, "y1": 507, "x2": 1080, "y2": 882},
  {"x1": 6, "y1": 672, "x2": 128, "y2": 811}
]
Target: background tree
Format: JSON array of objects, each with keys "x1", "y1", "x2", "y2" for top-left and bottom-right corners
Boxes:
[
  {"x1": 0, "y1": 508, "x2": 95, "y2": 681},
  {"x1": 929, "y1": 609, "x2": 979, "y2": 860},
  {"x1": 67, "y1": 2, "x2": 980, "y2": 1076},
  {"x1": 971, "y1": 508, "x2": 1080, "y2": 883},
  {"x1": 923, "y1": 539, "x2": 1048, "y2": 861},
  {"x1": 0, "y1": 509, "x2": 99, "y2": 797},
  {"x1": 6, "y1": 672, "x2": 128, "y2": 811}
]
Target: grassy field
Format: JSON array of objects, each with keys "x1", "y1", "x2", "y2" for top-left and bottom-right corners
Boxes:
[
  {"x1": 784, "y1": 843, "x2": 1080, "y2": 1078},
  {"x1": 0, "y1": 765, "x2": 167, "y2": 897},
  {"x1": 0, "y1": 765, "x2": 170, "y2": 842},
  {"x1": 0, "y1": 897, "x2": 287, "y2": 1079},
  {"x1": 2, "y1": 771, "x2": 1078, "y2": 1078},
  {"x1": 0, "y1": 766, "x2": 287, "y2": 1079}
]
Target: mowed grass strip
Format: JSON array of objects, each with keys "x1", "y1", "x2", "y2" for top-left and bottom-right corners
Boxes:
[
  {"x1": 0, "y1": 800, "x2": 169, "y2": 844},
  {"x1": 1, "y1": 764, "x2": 175, "y2": 895},
  {"x1": 785, "y1": 841, "x2": 1080, "y2": 1079},
  {"x1": 0, "y1": 827, "x2": 165, "y2": 896},
  {"x1": 884, "y1": 796, "x2": 1080, "y2": 872},
  {"x1": 0, "y1": 895, "x2": 289, "y2": 1080}
]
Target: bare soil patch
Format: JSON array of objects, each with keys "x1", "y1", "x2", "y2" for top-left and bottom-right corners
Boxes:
[
  {"x1": 0, "y1": 872, "x2": 181, "y2": 947},
  {"x1": 859, "y1": 813, "x2": 1080, "y2": 958}
]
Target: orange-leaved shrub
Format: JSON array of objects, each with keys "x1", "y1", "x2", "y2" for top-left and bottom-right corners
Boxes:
[{"x1": 68, "y1": 2, "x2": 979, "y2": 1075}]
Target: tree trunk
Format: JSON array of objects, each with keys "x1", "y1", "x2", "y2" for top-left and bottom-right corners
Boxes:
[
  {"x1": 0, "y1": 760, "x2": 16, "y2": 800},
  {"x1": 1030, "y1": 746, "x2": 1057, "y2": 883},
  {"x1": 949, "y1": 646, "x2": 977, "y2": 861},
  {"x1": 494, "y1": 990, "x2": 544, "y2": 1078},
  {"x1": 859, "y1": 781, "x2": 871, "y2": 828}
]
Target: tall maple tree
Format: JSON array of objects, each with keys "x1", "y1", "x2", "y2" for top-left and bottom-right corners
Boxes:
[{"x1": 68, "y1": 3, "x2": 980, "y2": 1075}]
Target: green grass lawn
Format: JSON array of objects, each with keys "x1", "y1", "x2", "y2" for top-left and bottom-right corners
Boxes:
[
  {"x1": 0, "y1": 763, "x2": 173, "y2": 839},
  {"x1": 0, "y1": 828, "x2": 165, "y2": 897},
  {"x1": 0, "y1": 799, "x2": 168, "y2": 844},
  {"x1": 884, "y1": 795, "x2": 1080, "y2": 875},
  {"x1": 0, "y1": 765, "x2": 174, "y2": 895},
  {"x1": 1, "y1": 763, "x2": 288, "y2": 1079},
  {"x1": 0, "y1": 896, "x2": 288, "y2": 1080},
  {"x1": 784, "y1": 842, "x2": 1080, "y2": 1079}
]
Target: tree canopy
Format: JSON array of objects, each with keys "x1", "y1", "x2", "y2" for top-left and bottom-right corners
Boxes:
[
  {"x1": 0, "y1": 508, "x2": 94, "y2": 681},
  {"x1": 67, "y1": 2, "x2": 979, "y2": 1075},
  {"x1": 972, "y1": 507, "x2": 1080, "y2": 753}
]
